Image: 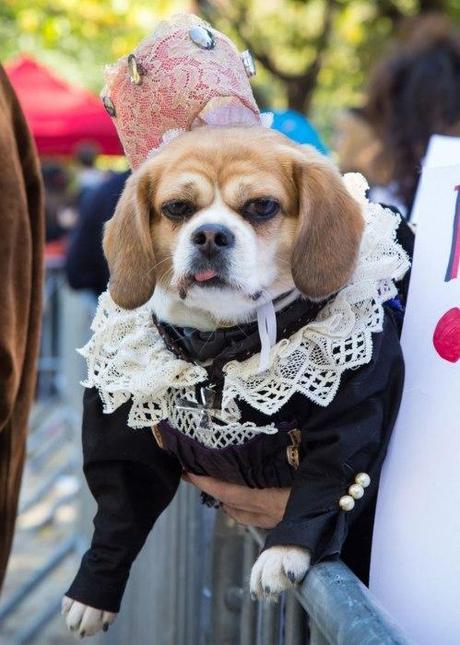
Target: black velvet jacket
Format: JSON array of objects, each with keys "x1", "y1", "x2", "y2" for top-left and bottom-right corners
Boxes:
[{"x1": 66, "y1": 302, "x2": 404, "y2": 613}]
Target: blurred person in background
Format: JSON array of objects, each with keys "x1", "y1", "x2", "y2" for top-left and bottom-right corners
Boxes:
[
  {"x1": 0, "y1": 65, "x2": 44, "y2": 591},
  {"x1": 74, "y1": 142, "x2": 105, "y2": 202},
  {"x1": 364, "y1": 13, "x2": 460, "y2": 219},
  {"x1": 334, "y1": 107, "x2": 388, "y2": 187},
  {"x1": 65, "y1": 170, "x2": 130, "y2": 297},
  {"x1": 42, "y1": 161, "x2": 71, "y2": 242},
  {"x1": 51, "y1": 144, "x2": 106, "y2": 240}
]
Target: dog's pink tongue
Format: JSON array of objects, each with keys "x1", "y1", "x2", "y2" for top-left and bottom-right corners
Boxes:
[{"x1": 194, "y1": 269, "x2": 217, "y2": 282}]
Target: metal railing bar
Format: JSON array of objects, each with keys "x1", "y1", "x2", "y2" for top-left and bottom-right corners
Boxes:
[
  {"x1": 27, "y1": 402, "x2": 56, "y2": 433},
  {"x1": 260, "y1": 599, "x2": 281, "y2": 645},
  {"x1": 20, "y1": 487, "x2": 81, "y2": 533},
  {"x1": 245, "y1": 529, "x2": 412, "y2": 645},
  {"x1": 19, "y1": 459, "x2": 78, "y2": 515},
  {"x1": 295, "y1": 560, "x2": 413, "y2": 645},
  {"x1": 37, "y1": 357, "x2": 61, "y2": 371},
  {"x1": 0, "y1": 536, "x2": 78, "y2": 622},
  {"x1": 13, "y1": 593, "x2": 65, "y2": 645},
  {"x1": 247, "y1": 525, "x2": 265, "y2": 548},
  {"x1": 239, "y1": 532, "x2": 258, "y2": 645},
  {"x1": 27, "y1": 426, "x2": 70, "y2": 470},
  {"x1": 26, "y1": 406, "x2": 69, "y2": 451},
  {"x1": 284, "y1": 592, "x2": 307, "y2": 645},
  {"x1": 309, "y1": 621, "x2": 329, "y2": 645}
]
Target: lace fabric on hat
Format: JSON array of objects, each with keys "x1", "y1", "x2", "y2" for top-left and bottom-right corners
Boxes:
[
  {"x1": 79, "y1": 173, "x2": 410, "y2": 449},
  {"x1": 103, "y1": 14, "x2": 261, "y2": 169}
]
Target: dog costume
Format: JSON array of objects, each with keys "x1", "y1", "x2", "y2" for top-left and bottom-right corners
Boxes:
[{"x1": 66, "y1": 15, "x2": 411, "y2": 613}]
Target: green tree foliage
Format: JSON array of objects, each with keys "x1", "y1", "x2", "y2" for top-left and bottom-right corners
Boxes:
[
  {"x1": 197, "y1": 0, "x2": 460, "y2": 135},
  {"x1": 0, "y1": 0, "x2": 182, "y2": 90},
  {"x1": 1, "y1": 0, "x2": 459, "y2": 139}
]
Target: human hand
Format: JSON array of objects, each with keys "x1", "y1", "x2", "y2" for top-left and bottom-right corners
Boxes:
[{"x1": 182, "y1": 472, "x2": 290, "y2": 529}]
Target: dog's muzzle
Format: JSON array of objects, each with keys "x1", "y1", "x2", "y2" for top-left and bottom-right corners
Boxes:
[{"x1": 188, "y1": 223, "x2": 234, "y2": 284}]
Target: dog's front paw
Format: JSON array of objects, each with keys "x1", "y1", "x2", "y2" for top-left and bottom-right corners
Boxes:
[
  {"x1": 62, "y1": 596, "x2": 117, "y2": 639},
  {"x1": 250, "y1": 546, "x2": 310, "y2": 601}
]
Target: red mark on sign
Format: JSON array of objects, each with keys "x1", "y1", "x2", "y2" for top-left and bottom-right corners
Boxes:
[{"x1": 433, "y1": 308, "x2": 460, "y2": 363}]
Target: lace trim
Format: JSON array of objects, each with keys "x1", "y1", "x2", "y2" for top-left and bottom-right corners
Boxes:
[
  {"x1": 79, "y1": 173, "x2": 410, "y2": 448},
  {"x1": 79, "y1": 294, "x2": 278, "y2": 448}
]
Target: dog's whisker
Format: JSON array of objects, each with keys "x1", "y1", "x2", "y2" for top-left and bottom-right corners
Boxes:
[
  {"x1": 147, "y1": 255, "x2": 174, "y2": 275},
  {"x1": 197, "y1": 327, "x2": 219, "y2": 354},
  {"x1": 156, "y1": 265, "x2": 175, "y2": 286},
  {"x1": 234, "y1": 324, "x2": 250, "y2": 339}
]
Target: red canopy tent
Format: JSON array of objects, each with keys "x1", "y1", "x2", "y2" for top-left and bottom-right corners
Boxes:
[{"x1": 5, "y1": 56, "x2": 123, "y2": 156}]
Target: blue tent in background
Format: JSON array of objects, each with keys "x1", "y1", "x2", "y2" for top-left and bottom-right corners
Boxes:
[{"x1": 271, "y1": 109, "x2": 328, "y2": 155}]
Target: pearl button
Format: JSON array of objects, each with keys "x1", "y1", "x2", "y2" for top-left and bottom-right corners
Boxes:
[
  {"x1": 348, "y1": 484, "x2": 364, "y2": 499},
  {"x1": 339, "y1": 495, "x2": 355, "y2": 511},
  {"x1": 355, "y1": 472, "x2": 371, "y2": 488}
]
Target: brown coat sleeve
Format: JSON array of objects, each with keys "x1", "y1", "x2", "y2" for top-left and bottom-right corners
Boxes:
[{"x1": 0, "y1": 64, "x2": 44, "y2": 589}]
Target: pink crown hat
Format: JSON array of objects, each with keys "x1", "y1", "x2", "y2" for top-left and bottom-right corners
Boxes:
[{"x1": 102, "y1": 13, "x2": 267, "y2": 169}]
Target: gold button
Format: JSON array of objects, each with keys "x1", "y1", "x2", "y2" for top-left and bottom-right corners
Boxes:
[
  {"x1": 339, "y1": 495, "x2": 355, "y2": 511},
  {"x1": 151, "y1": 425, "x2": 164, "y2": 449},
  {"x1": 128, "y1": 54, "x2": 143, "y2": 85},
  {"x1": 102, "y1": 95, "x2": 116, "y2": 117}
]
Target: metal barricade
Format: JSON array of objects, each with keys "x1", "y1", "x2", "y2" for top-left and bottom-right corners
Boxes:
[{"x1": 208, "y1": 523, "x2": 412, "y2": 645}]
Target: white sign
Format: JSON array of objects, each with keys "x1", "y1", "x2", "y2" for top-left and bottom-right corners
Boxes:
[
  {"x1": 411, "y1": 135, "x2": 460, "y2": 225},
  {"x1": 425, "y1": 134, "x2": 460, "y2": 169},
  {"x1": 370, "y1": 163, "x2": 460, "y2": 644}
]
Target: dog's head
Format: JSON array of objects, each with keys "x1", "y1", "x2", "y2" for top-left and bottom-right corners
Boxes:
[{"x1": 103, "y1": 127, "x2": 364, "y2": 324}]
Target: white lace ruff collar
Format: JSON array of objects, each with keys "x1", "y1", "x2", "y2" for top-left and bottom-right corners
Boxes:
[{"x1": 79, "y1": 173, "x2": 410, "y2": 449}]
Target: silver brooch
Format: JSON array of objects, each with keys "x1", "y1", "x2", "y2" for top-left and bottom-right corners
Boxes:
[
  {"x1": 189, "y1": 25, "x2": 215, "y2": 50},
  {"x1": 128, "y1": 54, "x2": 143, "y2": 85},
  {"x1": 102, "y1": 95, "x2": 116, "y2": 117},
  {"x1": 176, "y1": 386, "x2": 219, "y2": 433},
  {"x1": 241, "y1": 50, "x2": 256, "y2": 77}
]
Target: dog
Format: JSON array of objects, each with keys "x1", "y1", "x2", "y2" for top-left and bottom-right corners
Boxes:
[{"x1": 63, "y1": 125, "x2": 407, "y2": 637}]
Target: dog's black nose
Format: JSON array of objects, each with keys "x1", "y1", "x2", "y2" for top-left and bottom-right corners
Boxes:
[{"x1": 191, "y1": 224, "x2": 235, "y2": 256}]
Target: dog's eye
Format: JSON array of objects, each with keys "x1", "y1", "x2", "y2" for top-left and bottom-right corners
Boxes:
[
  {"x1": 162, "y1": 200, "x2": 195, "y2": 220},
  {"x1": 242, "y1": 198, "x2": 280, "y2": 221}
]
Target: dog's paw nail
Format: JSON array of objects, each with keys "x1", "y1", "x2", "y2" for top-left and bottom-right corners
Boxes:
[
  {"x1": 264, "y1": 586, "x2": 271, "y2": 595},
  {"x1": 103, "y1": 623, "x2": 109, "y2": 632},
  {"x1": 80, "y1": 631, "x2": 86, "y2": 638},
  {"x1": 287, "y1": 570, "x2": 296, "y2": 584}
]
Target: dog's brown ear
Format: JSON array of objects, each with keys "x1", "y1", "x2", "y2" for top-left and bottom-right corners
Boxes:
[
  {"x1": 103, "y1": 167, "x2": 156, "y2": 309},
  {"x1": 291, "y1": 150, "x2": 364, "y2": 300}
]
